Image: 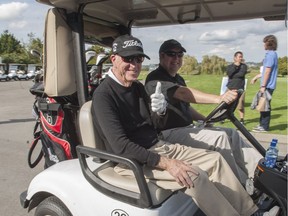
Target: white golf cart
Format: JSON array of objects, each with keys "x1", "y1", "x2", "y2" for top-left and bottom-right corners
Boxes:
[
  {"x1": 27, "y1": 64, "x2": 43, "y2": 80},
  {"x1": 20, "y1": 0, "x2": 287, "y2": 216},
  {"x1": 8, "y1": 64, "x2": 28, "y2": 81},
  {"x1": 0, "y1": 63, "x2": 10, "y2": 81}
]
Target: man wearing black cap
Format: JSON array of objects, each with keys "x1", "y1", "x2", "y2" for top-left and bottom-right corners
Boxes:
[
  {"x1": 145, "y1": 39, "x2": 263, "y2": 185},
  {"x1": 92, "y1": 35, "x2": 260, "y2": 216}
]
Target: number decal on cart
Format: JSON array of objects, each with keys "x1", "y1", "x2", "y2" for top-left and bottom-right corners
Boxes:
[{"x1": 111, "y1": 209, "x2": 129, "y2": 216}]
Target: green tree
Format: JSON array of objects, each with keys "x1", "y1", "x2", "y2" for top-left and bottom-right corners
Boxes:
[
  {"x1": 278, "y1": 56, "x2": 287, "y2": 76},
  {"x1": 86, "y1": 44, "x2": 111, "y2": 64},
  {"x1": 200, "y1": 55, "x2": 212, "y2": 74},
  {"x1": 0, "y1": 30, "x2": 23, "y2": 54},
  {"x1": 179, "y1": 55, "x2": 199, "y2": 75},
  {"x1": 26, "y1": 32, "x2": 43, "y2": 52},
  {"x1": 24, "y1": 32, "x2": 43, "y2": 64},
  {"x1": 200, "y1": 55, "x2": 227, "y2": 75},
  {"x1": 0, "y1": 30, "x2": 26, "y2": 63},
  {"x1": 0, "y1": 31, "x2": 43, "y2": 64}
]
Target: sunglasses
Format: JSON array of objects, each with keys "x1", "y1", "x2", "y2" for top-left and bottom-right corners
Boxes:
[
  {"x1": 121, "y1": 55, "x2": 145, "y2": 64},
  {"x1": 164, "y1": 51, "x2": 184, "y2": 58}
]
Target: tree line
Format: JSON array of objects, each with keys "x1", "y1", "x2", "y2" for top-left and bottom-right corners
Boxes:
[
  {"x1": 0, "y1": 30, "x2": 287, "y2": 76},
  {"x1": 0, "y1": 30, "x2": 43, "y2": 65},
  {"x1": 179, "y1": 54, "x2": 287, "y2": 76}
]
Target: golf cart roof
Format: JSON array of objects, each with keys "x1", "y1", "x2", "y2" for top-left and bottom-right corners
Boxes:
[{"x1": 37, "y1": 0, "x2": 286, "y2": 27}]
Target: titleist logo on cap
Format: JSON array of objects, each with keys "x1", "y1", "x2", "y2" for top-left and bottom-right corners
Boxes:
[
  {"x1": 122, "y1": 40, "x2": 143, "y2": 49},
  {"x1": 113, "y1": 40, "x2": 143, "y2": 52},
  {"x1": 111, "y1": 35, "x2": 150, "y2": 59}
]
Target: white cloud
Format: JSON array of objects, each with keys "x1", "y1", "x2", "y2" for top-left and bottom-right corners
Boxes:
[
  {"x1": 207, "y1": 44, "x2": 239, "y2": 55},
  {"x1": 9, "y1": 21, "x2": 27, "y2": 29},
  {"x1": 243, "y1": 22, "x2": 284, "y2": 36},
  {"x1": 199, "y1": 30, "x2": 239, "y2": 44},
  {"x1": 0, "y1": 2, "x2": 28, "y2": 20}
]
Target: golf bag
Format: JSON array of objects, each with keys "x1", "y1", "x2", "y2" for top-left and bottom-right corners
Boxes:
[{"x1": 28, "y1": 83, "x2": 80, "y2": 169}]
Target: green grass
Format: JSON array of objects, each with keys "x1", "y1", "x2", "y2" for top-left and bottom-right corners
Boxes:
[{"x1": 140, "y1": 71, "x2": 288, "y2": 135}]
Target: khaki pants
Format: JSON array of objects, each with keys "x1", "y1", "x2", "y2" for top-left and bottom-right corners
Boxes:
[
  {"x1": 161, "y1": 125, "x2": 263, "y2": 184},
  {"x1": 115, "y1": 141, "x2": 258, "y2": 216},
  {"x1": 237, "y1": 92, "x2": 245, "y2": 112}
]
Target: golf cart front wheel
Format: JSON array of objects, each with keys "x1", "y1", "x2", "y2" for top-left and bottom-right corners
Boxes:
[{"x1": 35, "y1": 196, "x2": 72, "y2": 216}]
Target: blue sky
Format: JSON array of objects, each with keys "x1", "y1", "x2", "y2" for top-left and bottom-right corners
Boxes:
[{"x1": 0, "y1": 1, "x2": 287, "y2": 64}]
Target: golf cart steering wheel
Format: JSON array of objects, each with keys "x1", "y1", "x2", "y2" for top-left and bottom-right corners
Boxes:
[{"x1": 204, "y1": 89, "x2": 244, "y2": 123}]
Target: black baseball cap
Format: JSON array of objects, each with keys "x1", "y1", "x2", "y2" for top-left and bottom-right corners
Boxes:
[
  {"x1": 112, "y1": 35, "x2": 150, "y2": 59},
  {"x1": 159, "y1": 39, "x2": 186, "y2": 53}
]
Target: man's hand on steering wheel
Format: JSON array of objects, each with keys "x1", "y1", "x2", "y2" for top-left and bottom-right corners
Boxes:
[
  {"x1": 220, "y1": 90, "x2": 238, "y2": 104},
  {"x1": 205, "y1": 89, "x2": 243, "y2": 123}
]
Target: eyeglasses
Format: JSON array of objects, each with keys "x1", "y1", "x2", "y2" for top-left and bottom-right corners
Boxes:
[
  {"x1": 121, "y1": 55, "x2": 145, "y2": 64},
  {"x1": 164, "y1": 51, "x2": 184, "y2": 58}
]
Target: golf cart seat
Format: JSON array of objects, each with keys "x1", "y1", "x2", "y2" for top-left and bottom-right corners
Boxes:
[{"x1": 78, "y1": 101, "x2": 174, "y2": 208}]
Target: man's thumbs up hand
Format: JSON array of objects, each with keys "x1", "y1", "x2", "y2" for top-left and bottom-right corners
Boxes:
[
  {"x1": 150, "y1": 81, "x2": 167, "y2": 115},
  {"x1": 155, "y1": 81, "x2": 162, "y2": 94}
]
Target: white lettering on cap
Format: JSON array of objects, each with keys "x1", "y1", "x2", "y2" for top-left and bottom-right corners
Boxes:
[
  {"x1": 112, "y1": 43, "x2": 118, "y2": 52},
  {"x1": 122, "y1": 40, "x2": 143, "y2": 49}
]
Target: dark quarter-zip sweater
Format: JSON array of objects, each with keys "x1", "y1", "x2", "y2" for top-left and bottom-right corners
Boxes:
[{"x1": 92, "y1": 77, "x2": 160, "y2": 167}]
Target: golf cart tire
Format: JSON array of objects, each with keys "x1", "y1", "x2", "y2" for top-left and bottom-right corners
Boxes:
[{"x1": 35, "y1": 196, "x2": 72, "y2": 216}]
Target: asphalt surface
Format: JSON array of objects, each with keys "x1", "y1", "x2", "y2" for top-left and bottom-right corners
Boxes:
[
  {"x1": 240, "y1": 131, "x2": 287, "y2": 157},
  {"x1": 0, "y1": 81, "x2": 286, "y2": 216},
  {"x1": 0, "y1": 80, "x2": 42, "y2": 216}
]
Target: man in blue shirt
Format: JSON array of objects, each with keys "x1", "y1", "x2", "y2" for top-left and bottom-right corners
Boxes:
[{"x1": 252, "y1": 35, "x2": 278, "y2": 132}]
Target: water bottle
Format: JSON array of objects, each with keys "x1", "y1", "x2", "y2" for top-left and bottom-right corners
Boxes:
[{"x1": 264, "y1": 139, "x2": 278, "y2": 168}]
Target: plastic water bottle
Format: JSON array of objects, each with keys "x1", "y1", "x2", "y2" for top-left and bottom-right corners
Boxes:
[{"x1": 264, "y1": 139, "x2": 278, "y2": 168}]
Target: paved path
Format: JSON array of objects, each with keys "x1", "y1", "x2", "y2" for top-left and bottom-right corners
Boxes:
[
  {"x1": 0, "y1": 80, "x2": 42, "y2": 216},
  {"x1": 239, "y1": 132, "x2": 287, "y2": 157}
]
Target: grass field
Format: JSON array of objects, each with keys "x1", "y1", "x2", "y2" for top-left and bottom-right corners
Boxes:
[{"x1": 139, "y1": 71, "x2": 288, "y2": 135}]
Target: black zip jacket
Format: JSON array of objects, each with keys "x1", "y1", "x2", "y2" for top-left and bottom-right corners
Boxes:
[
  {"x1": 92, "y1": 77, "x2": 160, "y2": 167},
  {"x1": 226, "y1": 63, "x2": 248, "y2": 90}
]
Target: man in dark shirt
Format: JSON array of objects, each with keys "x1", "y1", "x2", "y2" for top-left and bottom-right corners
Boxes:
[
  {"x1": 91, "y1": 35, "x2": 259, "y2": 216},
  {"x1": 145, "y1": 39, "x2": 262, "y2": 185},
  {"x1": 226, "y1": 51, "x2": 248, "y2": 124}
]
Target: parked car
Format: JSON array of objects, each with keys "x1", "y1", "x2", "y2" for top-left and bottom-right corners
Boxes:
[
  {"x1": 0, "y1": 63, "x2": 10, "y2": 81},
  {"x1": 17, "y1": 73, "x2": 30, "y2": 80},
  {"x1": 8, "y1": 64, "x2": 27, "y2": 81},
  {"x1": 20, "y1": 1, "x2": 287, "y2": 216},
  {"x1": 0, "y1": 73, "x2": 11, "y2": 81},
  {"x1": 27, "y1": 64, "x2": 42, "y2": 80}
]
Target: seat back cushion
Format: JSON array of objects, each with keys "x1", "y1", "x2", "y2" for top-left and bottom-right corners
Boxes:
[
  {"x1": 79, "y1": 101, "x2": 97, "y2": 148},
  {"x1": 79, "y1": 101, "x2": 174, "y2": 205}
]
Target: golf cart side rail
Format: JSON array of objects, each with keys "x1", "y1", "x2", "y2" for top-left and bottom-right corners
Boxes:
[{"x1": 77, "y1": 145, "x2": 153, "y2": 208}]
